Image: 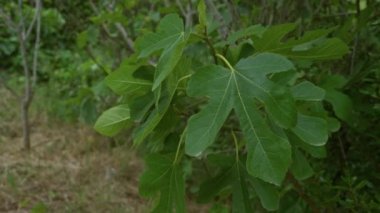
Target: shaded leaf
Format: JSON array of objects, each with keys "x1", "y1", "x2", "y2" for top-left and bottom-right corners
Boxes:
[
  {"x1": 251, "y1": 178, "x2": 280, "y2": 211},
  {"x1": 197, "y1": 166, "x2": 235, "y2": 203},
  {"x1": 198, "y1": 161, "x2": 254, "y2": 212},
  {"x1": 290, "y1": 149, "x2": 314, "y2": 180},
  {"x1": 325, "y1": 90, "x2": 353, "y2": 122},
  {"x1": 216, "y1": 25, "x2": 265, "y2": 47},
  {"x1": 253, "y1": 25, "x2": 349, "y2": 60},
  {"x1": 291, "y1": 81, "x2": 325, "y2": 101},
  {"x1": 198, "y1": 159, "x2": 279, "y2": 211},
  {"x1": 291, "y1": 113, "x2": 328, "y2": 146},
  {"x1": 288, "y1": 132, "x2": 326, "y2": 158},
  {"x1": 139, "y1": 154, "x2": 185, "y2": 213},
  {"x1": 133, "y1": 58, "x2": 190, "y2": 145},
  {"x1": 321, "y1": 75, "x2": 353, "y2": 122}
]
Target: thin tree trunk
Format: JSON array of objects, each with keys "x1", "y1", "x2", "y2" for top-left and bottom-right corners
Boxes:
[
  {"x1": 18, "y1": 0, "x2": 31, "y2": 150},
  {"x1": 17, "y1": 0, "x2": 41, "y2": 150},
  {"x1": 21, "y1": 102, "x2": 31, "y2": 150},
  {"x1": 19, "y1": 27, "x2": 32, "y2": 150}
]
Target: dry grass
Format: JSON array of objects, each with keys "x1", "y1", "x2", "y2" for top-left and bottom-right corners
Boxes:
[
  {"x1": 0, "y1": 88, "x2": 147, "y2": 212},
  {"x1": 0, "y1": 122, "x2": 147, "y2": 212},
  {"x1": 0, "y1": 88, "x2": 211, "y2": 213}
]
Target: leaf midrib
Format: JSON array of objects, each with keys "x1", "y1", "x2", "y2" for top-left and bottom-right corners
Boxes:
[
  {"x1": 100, "y1": 110, "x2": 130, "y2": 127},
  {"x1": 235, "y1": 71, "x2": 293, "y2": 124},
  {"x1": 109, "y1": 79, "x2": 152, "y2": 86},
  {"x1": 232, "y1": 72, "x2": 278, "y2": 182},
  {"x1": 196, "y1": 74, "x2": 233, "y2": 149}
]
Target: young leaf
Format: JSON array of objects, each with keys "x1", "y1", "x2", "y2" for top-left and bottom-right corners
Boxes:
[
  {"x1": 186, "y1": 53, "x2": 294, "y2": 185},
  {"x1": 253, "y1": 25, "x2": 349, "y2": 60},
  {"x1": 94, "y1": 104, "x2": 131, "y2": 136},
  {"x1": 139, "y1": 154, "x2": 186, "y2": 213},
  {"x1": 135, "y1": 14, "x2": 187, "y2": 90}
]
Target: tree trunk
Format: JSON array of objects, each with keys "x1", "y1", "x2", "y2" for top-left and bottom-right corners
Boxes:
[{"x1": 21, "y1": 100, "x2": 31, "y2": 150}]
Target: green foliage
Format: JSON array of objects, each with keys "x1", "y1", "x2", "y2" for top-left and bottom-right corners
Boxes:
[
  {"x1": 2, "y1": 0, "x2": 379, "y2": 211},
  {"x1": 94, "y1": 104, "x2": 131, "y2": 137},
  {"x1": 94, "y1": 4, "x2": 355, "y2": 210},
  {"x1": 321, "y1": 75, "x2": 353, "y2": 122},
  {"x1": 139, "y1": 154, "x2": 185, "y2": 213},
  {"x1": 136, "y1": 14, "x2": 187, "y2": 90},
  {"x1": 186, "y1": 53, "x2": 296, "y2": 185},
  {"x1": 252, "y1": 24, "x2": 349, "y2": 60}
]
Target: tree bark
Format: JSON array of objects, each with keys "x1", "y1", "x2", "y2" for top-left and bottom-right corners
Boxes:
[{"x1": 16, "y1": 0, "x2": 41, "y2": 150}]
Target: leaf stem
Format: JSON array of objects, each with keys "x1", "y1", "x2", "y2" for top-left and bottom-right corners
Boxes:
[
  {"x1": 216, "y1": 54, "x2": 235, "y2": 72},
  {"x1": 231, "y1": 130, "x2": 239, "y2": 162},
  {"x1": 205, "y1": 35, "x2": 218, "y2": 64},
  {"x1": 178, "y1": 74, "x2": 192, "y2": 83},
  {"x1": 174, "y1": 127, "x2": 187, "y2": 165}
]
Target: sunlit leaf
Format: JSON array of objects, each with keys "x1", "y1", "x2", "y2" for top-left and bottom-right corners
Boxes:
[
  {"x1": 136, "y1": 14, "x2": 187, "y2": 90},
  {"x1": 94, "y1": 104, "x2": 131, "y2": 136},
  {"x1": 186, "y1": 53, "x2": 295, "y2": 185}
]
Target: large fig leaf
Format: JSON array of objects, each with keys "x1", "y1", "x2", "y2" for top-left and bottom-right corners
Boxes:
[{"x1": 185, "y1": 53, "x2": 296, "y2": 185}]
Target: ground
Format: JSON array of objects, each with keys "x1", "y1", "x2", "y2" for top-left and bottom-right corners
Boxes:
[
  {"x1": 0, "y1": 89, "x2": 209, "y2": 212},
  {"x1": 0, "y1": 88, "x2": 147, "y2": 212},
  {"x1": 0, "y1": 121, "x2": 146, "y2": 212}
]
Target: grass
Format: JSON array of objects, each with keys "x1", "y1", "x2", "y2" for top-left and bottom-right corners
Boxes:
[
  {"x1": 0, "y1": 122, "x2": 147, "y2": 212},
  {"x1": 0, "y1": 89, "x2": 147, "y2": 212},
  {"x1": 0, "y1": 88, "x2": 211, "y2": 212}
]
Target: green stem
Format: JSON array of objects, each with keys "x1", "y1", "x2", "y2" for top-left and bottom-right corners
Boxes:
[
  {"x1": 231, "y1": 130, "x2": 239, "y2": 162},
  {"x1": 178, "y1": 74, "x2": 192, "y2": 83},
  {"x1": 204, "y1": 34, "x2": 218, "y2": 64},
  {"x1": 174, "y1": 127, "x2": 187, "y2": 165},
  {"x1": 216, "y1": 54, "x2": 235, "y2": 72}
]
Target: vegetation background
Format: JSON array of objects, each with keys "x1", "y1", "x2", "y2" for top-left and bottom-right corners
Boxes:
[{"x1": 0, "y1": 0, "x2": 379, "y2": 212}]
